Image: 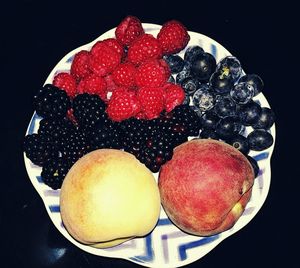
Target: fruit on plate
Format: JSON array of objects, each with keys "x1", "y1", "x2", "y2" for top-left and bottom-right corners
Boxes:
[
  {"x1": 60, "y1": 149, "x2": 160, "y2": 248},
  {"x1": 158, "y1": 139, "x2": 255, "y2": 236},
  {"x1": 23, "y1": 16, "x2": 275, "y2": 190}
]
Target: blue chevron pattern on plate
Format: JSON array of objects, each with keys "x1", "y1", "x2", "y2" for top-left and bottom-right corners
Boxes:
[{"x1": 24, "y1": 23, "x2": 276, "y2": 268}]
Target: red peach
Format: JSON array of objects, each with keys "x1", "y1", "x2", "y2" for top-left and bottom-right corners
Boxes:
[{"x1": 158, "y1": 139, "x2": 255, "y2": 236}]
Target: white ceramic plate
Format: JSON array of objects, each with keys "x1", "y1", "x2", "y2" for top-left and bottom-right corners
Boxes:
[{"x1": 24, "y1": 23, "x2": 276, "y2": 268}]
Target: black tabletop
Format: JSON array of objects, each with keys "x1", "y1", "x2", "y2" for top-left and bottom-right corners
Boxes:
[{"x1": 1, "y1": 1, "x2": 296, "y2": 267}]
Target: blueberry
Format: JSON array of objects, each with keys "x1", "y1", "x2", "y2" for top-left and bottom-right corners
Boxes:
[
  {"x1": 247, "y1": 129, "x2": 274, "y2": 151},
  {"x1": 200, "y1": 111, "x2": 220, "y2": 129},
  {"x1": 181, "y1": 77, "x2": 200, "y2": 95},
  {"x1": 252, "y1": 107, "x2": 275, "y2": 130},
  {"x1": 210, "y1": 71, "x2": 234, "y2": 95},
  {"x1": 238, "y1": 100, "x2": 262, "y2": 126},
  {"x1": 215, "y1": 116, "x2": 241, "y2": 138},
  {"x1": 184, "y1": 46, "x2": 204, "y2": 63},
  {"x1": 176, "y1": 62, "x2": 192, "y2": 84},
  {"x1": 230, "y1": 82, "x2": 255, "y2": 104},
  {"x1": 213, "y1": 96, "x2": 237, "y2": 118},
  {"x1": 192, "y1": 85, "x2": 215, "y2": 112},
  {"x1": 163, "y1": 54, "x2": 185, "y2": 74},
  {"x1": 216, "y1": 56, "x2": 242, "y2": 82},
  {"x1": 191, "y1": 52, "x2": 216, "y2": 82},
  {"x1": 227, "y1": 134, "x2": 250, "y2": 155},
  {"x1": 239, "y1": 74, "x2": 264, "y2": 96},
  {"x1": 246, "y1": 155, "x2": 260, "y2": 178},
  {"x1": 199, "y1": 128, "x2": 219, "y2": 140}
]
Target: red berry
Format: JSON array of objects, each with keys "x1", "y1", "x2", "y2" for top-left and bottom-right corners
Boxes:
[
  {"x1": 135, "y1": 59, "x2": 170, "y2": 88},
  {"x1": 77, "y1": 73, "x2": 107, "y2": 101},
  {"x1": 137, "y1": 86, "x2": 165, "y2": 119},
  {"x1": 104, "y1": 74, "x2": 118, "y2": 94},
  {"x1": 157, "y1": 20, "x2": 190, "y2": 55},
  {"x1": 101, "y1": 38, "x2": 125, "y2": 59},
  {"x1": 106, "y1": 87, "x2": 141, "y2": 121},
  {"x1": 115, "y1": 15, "x2": 145, "y2": 46},
  {"x1": 127, "y1": 34, "x2": 162, "y2": 65},
  {"x1": 53, "y1": 72, "x2": 77, "y2": 98},
  {"x1": 112, "y1": 62, "x2": 136, "y2": 88},
  {"x1": 89, "y1": 42, "x2": 121, "y2": 76},
  {"x1": 164, "y1": 83, "x2": 186, "y2": 112},
  {"x1": 70, "y1": 50, "x2": 91, "y2": 81}
]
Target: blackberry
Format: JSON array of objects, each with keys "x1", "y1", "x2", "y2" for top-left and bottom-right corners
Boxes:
[
  {"x1": 89, "y1": 117, "x2": 122, "y2": 150},
  {"x1": 23, "y1": 133, "x2": 59, "y2": 166},
  {"x1": 143, "y1": 131, "x2": 174, "y2": 173},
  {"x1": 41, "y1": 157, "x2": 72, "y2": 190},
  {"x1": 33, "y1": 84, "x2": 71, "y2": 118},
  {"x1": 38, "y1": 117, "x2": 76, "y2": 148},
  {"x1": 72, "y1": 93, "x2": 106, "y2": 131},
  {"x1": 170, "y1": 105, "x2": 202, "y2": 136},
  {"x1": 120, "y1": 118, "x2": 149, "y2": 154},
  {"x1": 60, "y1": 129, "x2": 91, "y2": 164}
]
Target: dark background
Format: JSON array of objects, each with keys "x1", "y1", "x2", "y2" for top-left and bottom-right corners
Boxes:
[{"x1": 1, "y1": 1, "x2": 297, "y2": 267}]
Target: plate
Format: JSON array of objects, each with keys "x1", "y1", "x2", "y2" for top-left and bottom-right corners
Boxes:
[{"x1": 24, "y1": 23, "x2": 276, "y2": 268}]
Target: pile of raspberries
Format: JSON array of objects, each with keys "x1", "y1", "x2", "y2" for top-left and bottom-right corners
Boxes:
[{"x1": 52, "y1": 15, "x2": 190, "y2": 122}]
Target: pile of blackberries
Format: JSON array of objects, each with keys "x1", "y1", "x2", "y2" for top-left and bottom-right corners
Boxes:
[{"x1": 23, "y1": 84, "x2": 202, "y2": 189}]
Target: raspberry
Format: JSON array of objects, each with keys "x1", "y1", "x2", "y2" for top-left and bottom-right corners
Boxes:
[
  {"x1": 77, "y1": 73, "x2": 107, "y2": 101},
  {"x1": 53, "y1": 72, "x2": 77, "y2": 98},
  {"x1": 104, "y1": 74, "x2": 118, "y2": 94},
  {"x1": 135, "y1": 59, "x2": 170, "y2": 87},
  {"x1": 106, "y1": 87, "x2": 141, "y2": 122},
  {"x1": 164, "y1": 83, "x2": 186, "y2": 112},
  {"x1": 70, "y1": 50, "x2": 91, "y2": 81},
  {"x1": 157, "y1": 20, "x2": 190, "y2": 55},
  {"x1": 137, "y1": 86, "x2": 165, "y2": 119},
  {"x1": 101, "y1": 38, "x2": 125, "y2": 59},
  {"x1": 127, "y1": 34, "x2": 162, "y2": 65},
  {"x1": 112, "y1": 62, "x2": 136, "y2": 88},
  {"x1": 115, "y1": 15, "x2": 145, "y2": 46},
  {"x1": 89, "y1": 42, "x2": 121, "y2": 76}
]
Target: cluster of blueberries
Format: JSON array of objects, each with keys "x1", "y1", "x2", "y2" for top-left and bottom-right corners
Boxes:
[{"x1": 164, "y1": 46, "x2": 275, "y2": 175}]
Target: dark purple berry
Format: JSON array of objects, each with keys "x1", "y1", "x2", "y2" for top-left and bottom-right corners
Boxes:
[
  {"x1": 210, "y1": 71, "x2": 234, "y2": 95},
  {"x1": 252, "y1": 107, "x2": 275, "y2": 130},
  {"x1": 227, "y1": 134, "x2": 250, "y2": 155},
  {"x1": 191, "y1": 52, "x2": 216, "y2": 82},
  {"x1": 230, "y1": 82, "x2": 254, "y2": 104},
  {"x1": 238, "y1": 101, "x2": 262, "y2": 126},
  {"x1": 239, "y1": 74, "x2": 264, "y2": 96},
  {"x1": 247, "y1": 129, "x2": 274, "y2": 151}
]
